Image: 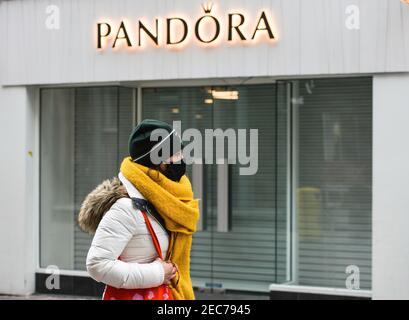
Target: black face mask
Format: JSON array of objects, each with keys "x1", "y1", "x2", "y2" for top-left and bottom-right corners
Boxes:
[{"x1": 163, "y1": 160, "x2": 186, "y2": 182}]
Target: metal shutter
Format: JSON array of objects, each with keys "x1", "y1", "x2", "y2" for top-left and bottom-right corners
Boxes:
[
  {"x1": 74, "y1": 87, "x2": 133, "y2": 270},
  {"x1": 142, "y1": 87, "x2": 214, "y2": 283},
  {"x1": 142, "y1": 85, "x2": 289, "y2": 292},
  {"x1": 295, "y1": 77, "x2": 372, "y2": 289}
]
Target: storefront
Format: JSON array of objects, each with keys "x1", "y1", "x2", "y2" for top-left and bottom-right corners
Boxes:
[{"x1": 0, "y1": 0, "x2": 408, "y2": 300}]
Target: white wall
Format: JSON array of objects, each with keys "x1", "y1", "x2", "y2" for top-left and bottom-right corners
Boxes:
[
  {"x1": 1, "y1": 0, "x2": 409, "y2": 86},
  {"x1": 0, "y1": 86, "x2": 37, "y2": 295},
  {"x1": 373, "y1": 73, "x2": 409, "y2": 300}
]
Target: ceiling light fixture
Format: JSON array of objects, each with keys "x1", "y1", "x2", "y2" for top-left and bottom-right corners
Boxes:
[{"x1": 211, "y1": 90, "x2": 239, "y2": 100}]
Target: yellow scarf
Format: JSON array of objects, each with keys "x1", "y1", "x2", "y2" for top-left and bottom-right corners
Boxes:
[{"x1": 120, "y1": 157, "x2": 200, "y2": 300}]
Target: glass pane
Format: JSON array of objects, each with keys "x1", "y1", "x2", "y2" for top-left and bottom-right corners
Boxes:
[
  {"x1": 40, "y1": 88, "x2": 75, "y2": 269},
  {"x1": 142, "y1": 85, "x2": 290, "y2": 292},
  {"x1": 40, "y1": 87, "x2": 134, "y2": 270},
  {"x1": 142, "y1": 87, "x2": 213, "y2": 287},
  {"x1": 211, "y1": 84, "x2": 286, "y2": 291},
  {"x1": 294, "y1": 77, "x2": 372, "y2": 289}
]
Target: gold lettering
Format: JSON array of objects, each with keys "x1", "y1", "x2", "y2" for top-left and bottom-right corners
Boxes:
[
  {"x1": 97, "y1": 23, "x2": 111, "y2": 49},
  {"x1": 138, "y1": 20, "x2": 159, "y2": 46},
  {"x1": 166, "y1": 18, "x2": 188, "y2": 45},
  {"x1": 112, "y1": 21, "x2": 132, "y2": 48},
  {"x1": 228, "y1": 13, "x2": 246, "y2": 41},
  {"x1": 251, "y1": 11, "x2": 274, "y2": 40}
]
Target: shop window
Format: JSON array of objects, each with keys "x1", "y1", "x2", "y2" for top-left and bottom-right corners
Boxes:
[
  {"x1": 294, "y1": 77, "x2": 372, "y2": 289},
  {"x1": 40, "y1": 87, "x2": 134, "y2": 270},
  {"x1": 142, "y1": 85, "x2": 289, "y2": 291},
  {"x1": 39, "y1": 78, "x2": 372, "y2": 292}
]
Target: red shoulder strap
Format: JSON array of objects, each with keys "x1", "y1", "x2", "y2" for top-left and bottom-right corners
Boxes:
[{"x1": 141, "y1": 211, "x2": 163, "y2": 260}]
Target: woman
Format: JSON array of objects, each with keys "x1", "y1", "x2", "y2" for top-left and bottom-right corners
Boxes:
[{"x1": 78, "y1": 119, "x2": 200, "y2": 300}]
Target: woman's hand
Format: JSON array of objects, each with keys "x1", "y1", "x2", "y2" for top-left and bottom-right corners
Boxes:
[{"x1": 156, "y1": 258, "x2": 177, "y2": 285}]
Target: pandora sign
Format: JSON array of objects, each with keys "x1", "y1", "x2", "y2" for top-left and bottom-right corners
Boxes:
[{"x1": 96, "y1": 3, "x2": 277, "y2": 50}]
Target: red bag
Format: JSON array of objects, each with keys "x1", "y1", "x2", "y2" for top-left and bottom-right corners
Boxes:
[{"x1": 102, "y1": 211, "x2": 174, "y2": 300}]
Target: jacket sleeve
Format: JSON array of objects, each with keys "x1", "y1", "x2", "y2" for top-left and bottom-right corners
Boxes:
[{"x1": 86, "y1": 202, "x2": 165, "y2": 289}]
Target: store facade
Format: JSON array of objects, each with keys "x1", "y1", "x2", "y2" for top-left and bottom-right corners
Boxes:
[{"x1": 0, "y1": 0, "x2": 409, "y2": 299}]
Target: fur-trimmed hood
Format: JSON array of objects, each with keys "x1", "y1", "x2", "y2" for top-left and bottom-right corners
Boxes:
[{"x1": 78, "y1": 177, "x2": 129, "y2": 234}]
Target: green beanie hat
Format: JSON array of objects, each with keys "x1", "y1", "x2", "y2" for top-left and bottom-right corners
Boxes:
[{"x1": 128, "y1": 119, "x2": 183, "y2": 168}]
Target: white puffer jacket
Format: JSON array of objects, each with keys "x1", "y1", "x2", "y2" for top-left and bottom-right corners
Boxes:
[{"x1": 85, "y1": 173, "x2": 170, "y2": 289}]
